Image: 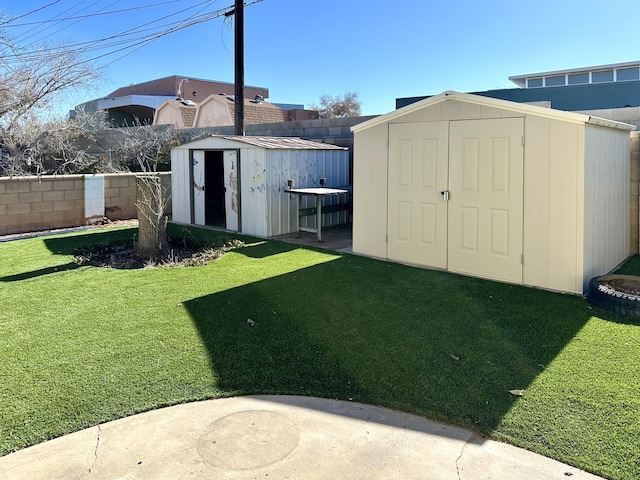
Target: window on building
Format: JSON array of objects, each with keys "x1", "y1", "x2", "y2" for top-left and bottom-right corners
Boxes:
[
  {"x1": 568, "y1": 73, "x2": 589, "y2": 85},
  {"x1": 592, "y1": 70, "x2": 614, "y2": 83},
  {"x1": 545, "y1": 75, "x2": 566, "y2": 87},
  {"x1": 617, "y1": 67, "x2": 639, "y2": 82},
  {"x1": 527, "y1": 78, "x2": 543, "y2": 88}
]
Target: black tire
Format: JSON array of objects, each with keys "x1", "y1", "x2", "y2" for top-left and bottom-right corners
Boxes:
[{"x1": 587, "y1": 275, "x2": 640, "y2": 318}]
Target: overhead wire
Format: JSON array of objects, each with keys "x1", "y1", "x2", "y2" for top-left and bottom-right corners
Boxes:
[
  {"x1": 2, "y1": 0, "x2": 263, "y2": 70},
  {"x1": 3, "y1": 0, "x2": 224, "y2": 62},
  {"x1": 19, "y1": 0, "x2": 122, "y2": 45},
  {"x1": 0, "y1": 0, "x2": 63, "y2": 26},
  {"x1": 15, "y1": 0, "x2": 99, "y2": 43},
  {"x1": 4, "y1": 1, "x2": 181, "y2": 28}
]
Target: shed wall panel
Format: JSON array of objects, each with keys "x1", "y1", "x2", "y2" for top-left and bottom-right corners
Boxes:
[
  {"x1": 170, "y1": 149, "x2": 191, "y2": 223},
  {"x1": 390, "y1": 100, "x2": 518, "y2": 124},
  {"x1": 242, "y1": 147, "x2": 268, "y2": 236},
  {"x1": 458, "y1": 101, "x2": 482, "y2": 119},
  {"x1": 583, "y1": 125, "x2": 631, "y2": 287},
  {"x1": 522, "y1": 115, "x2": 551, "y2": 289},
  {"x1": 266, "y1": 149, "x2": 292, "y2": 237},
  {"x1": 548, "y1": 120, "x2": 582, "y2": 293},
  {"x1": 264, "y1": 148, "x2": 349, "y2": 237},
  {"x1": 353, "y1": 124, "x2": 388, "y2": 258}
]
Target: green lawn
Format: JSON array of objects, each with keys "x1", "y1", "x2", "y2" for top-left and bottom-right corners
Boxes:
[{"x1": 1, "y1": 225, "x2": 639, "y2": 479}]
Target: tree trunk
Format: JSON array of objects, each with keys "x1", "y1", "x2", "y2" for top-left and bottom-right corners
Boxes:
[{"x1": 135, "y1": 174, "x2": 168, "y2": 259}]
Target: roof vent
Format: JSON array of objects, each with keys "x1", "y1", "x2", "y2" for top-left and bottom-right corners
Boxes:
[
  {"x1": 180, "y1": 99, "x2": 197, "y2": 106},
  {"x1": 253, "y1": 95, "x2": 264, "y2": 104}
]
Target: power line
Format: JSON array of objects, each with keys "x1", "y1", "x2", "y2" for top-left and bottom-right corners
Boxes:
[
  {"x1": 0, "y1": 0, "x2": 63, "y2": 26},
  {"x1": 4, "y1": 1, "x2": 181, "y2": 28},
  {"x1": 18, "y1": 0, "x2": 121, "y2": 45},
  {"x1": 3, "y1": 1, "x2": 226, "y2": 61},
  {"x1": 2, "y1": 0, "x2": 263, "y2": 72}
]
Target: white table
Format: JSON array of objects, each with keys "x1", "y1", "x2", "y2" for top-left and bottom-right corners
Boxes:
[{"x1": 286, "y1": 187, "x2": 349, "y2": 242}]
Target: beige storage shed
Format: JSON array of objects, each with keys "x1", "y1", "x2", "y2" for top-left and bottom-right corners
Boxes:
[{"x1": 351, "y1": 91, "x2": 635, "y2": 294}]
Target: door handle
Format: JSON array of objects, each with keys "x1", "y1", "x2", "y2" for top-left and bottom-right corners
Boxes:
[{"x1": 440, "y1": 190, "x2": 449, "y2": 201}]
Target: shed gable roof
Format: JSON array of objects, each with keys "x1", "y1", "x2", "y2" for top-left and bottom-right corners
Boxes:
[
  {"x1": 154, "y1": 100, "x2": 197, "y2": 127},
  {"x1": 351, "y1": 91, "x2": 635, "y2": 132}
]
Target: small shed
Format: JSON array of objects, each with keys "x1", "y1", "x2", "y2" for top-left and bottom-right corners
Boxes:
[
  {"x1": 171, "y1": 135, "x2": 350, "y2": 237},
  {"x1": 351, "y1": 91, "x2": 635, "y2": 294}
]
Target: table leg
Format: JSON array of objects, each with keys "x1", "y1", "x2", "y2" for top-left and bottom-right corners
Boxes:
[
  {"x1": 316, "y1": 195, "x2": 323, "y2": 242},
  {"x1": 296, "y1": 194, "x2": 301, "y2": 238}
]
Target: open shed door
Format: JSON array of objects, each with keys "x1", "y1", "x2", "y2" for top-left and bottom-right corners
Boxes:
[
  {"x1": 447, "y1": 118, "x2": 524, "y2": 283},
  {"x1": 192, "y1": 150, "x2": 205, "y2": 225},
  {"x1": 223, "y1": 150, "x2": 239, "y2": 231}
]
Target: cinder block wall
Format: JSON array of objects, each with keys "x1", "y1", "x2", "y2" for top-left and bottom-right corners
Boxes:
[
  {"x1": 0, "y1": 172, "x2": 172, "y2": 236},
  {"x1": 631, "y1": 132, "x2": 639, "y2": 254},
  {"x1": 104, "y1": 174, "x2": 137, "y2": 220},
  {"x1": 104, "y1": 173, "x2": 171, "y2": 220},
  {"x1": 0, "y1": 176, "x2": 85, "y2": 235}
]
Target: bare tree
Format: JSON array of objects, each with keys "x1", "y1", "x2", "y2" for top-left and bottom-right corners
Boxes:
[
  {"x1": 0, "y1": 14, "x2": 103, "y2": 175},
  {"x1": 113, "y1": 125, "x2": 180, "y2": 260},
  {"x1": 0, "y1": 107, "x2": 109, "y2": 176},
  {"x1": 0, "y1": 34, "x2": 100, "y2": 127},
  {"x1": 309, "y1": 91, "x2": 362, "y2": 118}
]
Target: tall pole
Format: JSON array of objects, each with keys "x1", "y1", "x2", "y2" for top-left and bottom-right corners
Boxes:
[{"x1": 234, "y1": 0, "x2": 245, "y2": 136}]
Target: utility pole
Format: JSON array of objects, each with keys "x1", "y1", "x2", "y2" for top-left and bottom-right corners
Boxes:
[{"x1": 234, "y1": 0, "x2": 244, "y2": 136}]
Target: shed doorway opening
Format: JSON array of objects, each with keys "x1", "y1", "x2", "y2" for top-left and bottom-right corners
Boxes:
[
  {"x1": 205, "y1": 151, "x2": 225, "y2": 227},
  {"x1": 192, "y1": 149, "x2": 239, "y2": 231}
]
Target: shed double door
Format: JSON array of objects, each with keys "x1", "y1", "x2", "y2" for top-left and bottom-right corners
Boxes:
[{"x1": 388, "y1": 118, "x2": 524, "y2": 283}]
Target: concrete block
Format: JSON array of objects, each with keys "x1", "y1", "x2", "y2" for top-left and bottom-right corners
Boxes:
[
  {"x1": 0, "y1": 193, "x2": 19, "y2": 205},
  {"x1": 108, "y1": 176, "x2": 134, "y2": 188},
  {"x1": 53, "y1": 180, "x2": 75, "y2": 191},
  {"x1": 18, "y1": 213, "x2": 41, "y2": 226},
  {"x1": 31, "y1": 201, "x2": 54, "y2": 213},
  {"x1": 0, "y1": 204, "x2": 5, "y2": 217},
  {"x1": 119, "y1": 186, "x2": 137, "y2": 197},
  {"x1": 53, "y1": 200, "x2": 77, "y2": 212},
  {"x1": 19, "y1": 192, "x2": 43, "y2": 203},
  {"x1": 30, "y1": 181, "x2": 53, "y2": 192},
  {"x1": 25, "y1": 220, "x2": 54, "y2": 232},
  {"x1": 50, "y1": 210, "x2": 82, "y2": 224},
  {"x1": 64, "y1": 190, "x2": 83, "y2": 200},
  {"x1": 6, "y1": 182, "x2": 31, "y2": 194},
  {"x1": 43, "y1": 191, "x2": 65, "y2": 202},
  {"x1": 7, "y1": 203, "x2": 31, "y2": 215},
  {"x1": 0, "y1": 182, "x2": 6, "y2": 194}
]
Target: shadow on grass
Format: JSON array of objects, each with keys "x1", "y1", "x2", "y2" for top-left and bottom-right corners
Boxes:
[
  {"x1": 183, "y1": 254, "x2": 599, "y2": 436},
  {"x1": 0, "y1": 263, "x2": 80, "y2": 282},
  {"x1": 4, "y1": 225, "x2": 292, "y2": 283},
  {"x1": 42, "y1": 229, "x2": 137, "y2": 256}
]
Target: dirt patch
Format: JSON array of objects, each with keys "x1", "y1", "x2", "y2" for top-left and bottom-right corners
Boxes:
[{"x1": 74, "y1": 237, "x2": 245, "y2": 270}]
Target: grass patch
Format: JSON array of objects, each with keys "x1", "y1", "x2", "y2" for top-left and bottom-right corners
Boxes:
[{"x1": 1, "y1": 225, "x2": 639, "y2": 479}]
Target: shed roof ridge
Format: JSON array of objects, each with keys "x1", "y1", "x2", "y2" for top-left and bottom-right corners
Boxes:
[{"x1": 351, "y1": 91, "x2": 636, "y2": 132}]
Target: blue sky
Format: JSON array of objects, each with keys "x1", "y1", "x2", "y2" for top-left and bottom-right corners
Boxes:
[{"x1": 4, "y1": 0, "x2": 640, "y2": 116}]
